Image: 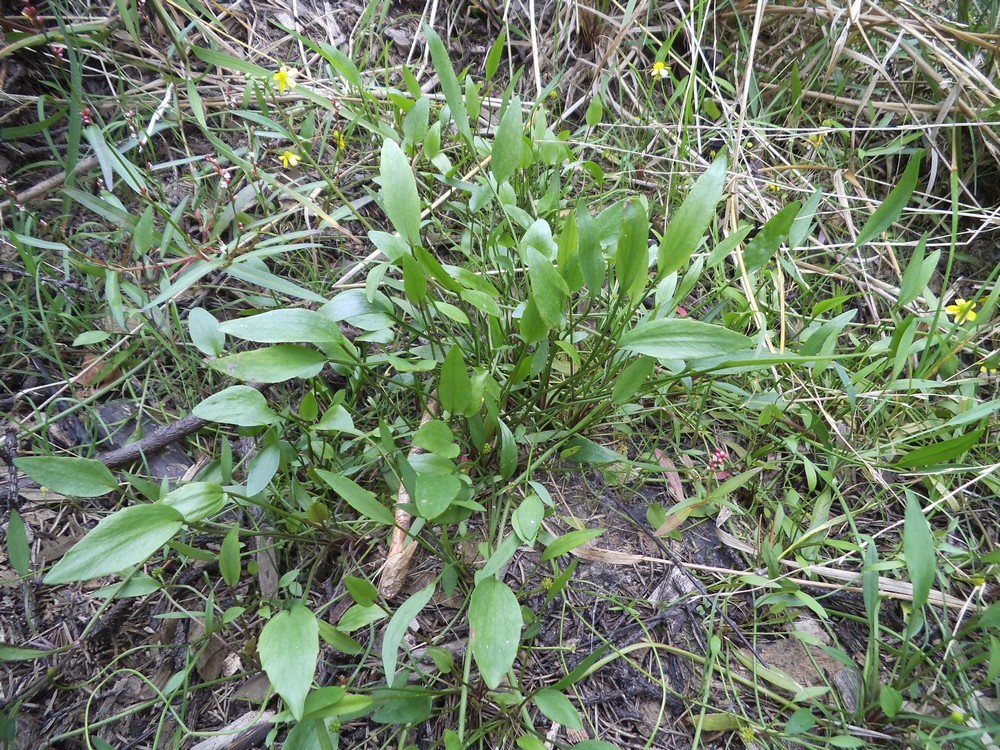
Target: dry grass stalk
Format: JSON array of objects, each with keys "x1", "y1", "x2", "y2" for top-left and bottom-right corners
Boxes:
[{"x1": 379, "y1": 399, "x2": 438, "y2": 598}]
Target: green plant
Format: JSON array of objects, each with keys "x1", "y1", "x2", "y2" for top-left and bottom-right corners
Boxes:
[{"x1": 5, "y1": 1, "x2": 1000, "y2": 747}]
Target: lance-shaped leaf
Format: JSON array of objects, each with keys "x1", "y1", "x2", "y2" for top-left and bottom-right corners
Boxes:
[
  {"x1": 658, "y1": 158, "x2": 727, "y2": 276},
  {"x1": 619, "y1": 318, "x2": 751, "y2": 361},
  {"x1": 258, "y1": 604, "x2": 318, "y2": 720},
  {"x1": 44, "y1": 504, "x2": 184, "y2": 584},
  {"x1": 380, "y1": 139, "x2": 421, "y2": 246}
]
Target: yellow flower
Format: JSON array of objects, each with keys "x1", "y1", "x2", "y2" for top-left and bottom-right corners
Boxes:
[
  {"x1": 650, "y1": 61, "x2": 669, "y2": 80},
  {"x1": 807, "y1": 132, "x2": 825, "y2": 148},
  {"x1": 280, "y1": 150, "x2": 301, "y2": 168},
  {"x1": 333, "y1": 129, "x2": 346, "y2": 150},
  {"x1": 272, "y1": 65, "x2": 297, "y2": 93},
  {"x1": 945, "y1": 298, "x2": 977, "y2": 323}
]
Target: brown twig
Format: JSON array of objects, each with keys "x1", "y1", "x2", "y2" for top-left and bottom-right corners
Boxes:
[
  {"x1": 0, "y1": 156, "x2": 100, "y2": 214},
  {"x1": 12, "y1": 384, "x2": 268, "y2": 491}
]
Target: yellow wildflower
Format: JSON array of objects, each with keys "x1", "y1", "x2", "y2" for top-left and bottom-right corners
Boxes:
[
  {"x1": 807, "y1": 132, "x2": 825, "y2": 148},
  {"x1": 280, "y1": 150, "x2": 301, "y2": 168},
  {"x1": 980, "y1": 366, "x2": 997, "y2": 375},
  {"x1": 650, "y1": 61, "x2": 669, "y2": 80},
  {"x1": 272, "y1": 65, "x2": 298, "y2": 93},
  {"x1": 945, "y1": 298, "x2": 977, "y2": 323},
  {"x1": 333, "y1": 129, "x2": 346, "y2": 150}
]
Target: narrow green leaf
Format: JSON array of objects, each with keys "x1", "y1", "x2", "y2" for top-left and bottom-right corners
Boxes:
[
  {"x1": 485, "y1": 30, "x2": 507, "y2": 79},
  {"x1": 219, "y1": 525, "x2": 241, "y2": 587},
  {"x1": 190, "y1": 45, "x2": 272, "y2": 78},
  {"x1": 611, "y1": 356, "x2": 655, "y2": 404},
  {"x1": 0, "y1": 107, "x2": 65, "y2": 140},
  {"x1": 789, "y1": 188, "x2": 822, "y2": 250},
  {"x1": 903, "y1": 494, "x2": 935, "y2": 609},
  {"x1": 879, "y1": 685, "x2": 903, "y2": 719},
  {"x1": 785, "y1": 707, "x2": 817, "y2": 735},
  {"x1": 338, "y1": 602, "x2": 388, "y2": 632},
  {"x1": 209, "y1": 345, "x2": 326, "y2": 383},
  {"x1": 492, "y1": 97, "x2": 523, "y2": 184},
  {"x1": 309, "y1": 39, "x2": 363, "y2": 88},
  {"x1": 403, "y1": 96, "x2": 430, "y2": 146},
  {"x1": 889, "y1": 315, "x2": 917, "y2": 381},
  {"x1": 402, "y1": 253, "x2": 428, "y2": 303},
  {"x1": 743, "y1": 201, "x2": 801, "y2": 272},
  {"x1": 619, "y1": 318, "x2": 752, "y2": 361},
  {"x1": 193, "y1": 386, "x2": 279, "y2": 427},
  {"x1": 465, "y1": 76, "x2": 482, "y2": 123},
  {"x1": 247, "y1": 429, "x2": 281, "y2": 496},
  {"x1": 6, "y1": 510, "x2": 30, "y2": 576},
  {"x1": 225, "y1": 261, "x2": 327, "y2": 304},
  {"x1": 896, "y1": 429, "x2": 983, "y2": 468},
  {"x1": 542, "y1": 528, "x2": 605, "y2": 561},
  {"x1": 258, "y1": 604, "x2": 318, "y2": 720},
  {"x1": 615, "y1": 198, "x2": 650, "y2": 302},
  {"x1": 380, "y1": 139, "x2": 421, "y2": 245},
  {"x1": 318, "y1": 621, "x2": 363, "y2": 655},
  {"x1": 556, "y1": 210, "x2": 582, "y2": 291},
  {"x1": 133, "y1": 204, "x2": 156, "y2": 257},
  {"x1": 383, "y1": 582, "x2": 435, "y2": 679},
  {"x1": 72, "y1": 330, "x2": 111, "y2": 347},
  {"x1": 83, "y1": 125, "x2": 114, "y2": 191},
  {"x1": 475, "y1": 533, "x2": 521, "y2": 584},
  {"x1": 658, "y1": 158, "x2": 727, "y2": 276},
  {"x1": 105, "y1": 269, "x2": 125, "y2": 329},
  {"x1": 423, "y1": 25, "x2": 472, "y2": 143},
  {"x1": 0, "y1": 644, "x2": 60, "y2": 661},
  {"x1": 405, "y1": 249, "x2": 457, "y2": 298},
  {"x1": 576, "y1": 204, "x2": 606, "y2": 294},
  {"x1": 512, "y1": 494, "x2": 543, "y2": 543},
  {"x1": 585, "y1": 97, "x2": 603, "y2": 127},
  {"x1": 217, "y1": 309, "x2": 346, "y2": 344},
  {"x1": 898, "y1": 234, "x2": 931, "y2": 306},
  {"x1": 344, "y1": 576, "x2": 378, "y2": 607},
  {"x1": 186, "y1": 76, "x2": 207, "y2": 130},
  {"x1": 533, "y1": 689, "x2": 583, "y2": 730},
  {"x1": 439, "y1": 345, "x2": 472, "y2": 416},
  {"x1": 498, "y1": 420, "x2": 518, "y2": 480},
  {"x1": 469, "y1": 578, "x2": 523, "y2": 689},
  {"x1": 161, "y1": 482, "x2": 225, "y2": 523},
  {"x1": 518, "y1": 298, "x2": 547, "y2": 344},
  {"x1": 853, "y1": 151, "x2": 923, "y2": 248},
  {"x1": 315, "y1": 469, "x2": 395, "y2": 526},
  {"x1": 863, "y1": 536, "x2": 880, "y2": 627},
  {"x1": 15, "y1": 456, "x2": 118, "y2": 498},
  {"x1": 526, "y1": 247, "x2": 568, "y2": 329},
  {"x1": 44, "y1": 504, "x2": 184, "y2": 584},
  {"x1": 315, "y1": 405, "x2": 356, "y2": 433}
]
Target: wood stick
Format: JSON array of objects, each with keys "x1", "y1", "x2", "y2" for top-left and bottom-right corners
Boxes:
[{"x1": 378, "y1": 400, "x2": 437, "y2": 598}]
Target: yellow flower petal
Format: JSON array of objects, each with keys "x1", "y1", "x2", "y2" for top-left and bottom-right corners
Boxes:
[
  {"x1": 280, "y1": 150, "x2": 300, "y2": 168},
  {"x1": 945, "y1": 298, "x2": 977, "y2": 323},
  {"x1": 273, "y1": 65, "x2": 298, "y2": 93}
]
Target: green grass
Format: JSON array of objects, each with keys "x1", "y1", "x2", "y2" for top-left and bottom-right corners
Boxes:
[{"x1": 2, "y1": 0, "x2": 1000, "y2": 748}]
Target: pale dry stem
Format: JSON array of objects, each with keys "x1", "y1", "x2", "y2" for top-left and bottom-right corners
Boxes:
[{"x1": 378, "y1": 400, "x2": 438, "y2": 598}]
